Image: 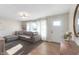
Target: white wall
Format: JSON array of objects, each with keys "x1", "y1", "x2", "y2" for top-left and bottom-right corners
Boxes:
[{"x1": 0, "y1": 19, "x2": 21, "y2": 37}]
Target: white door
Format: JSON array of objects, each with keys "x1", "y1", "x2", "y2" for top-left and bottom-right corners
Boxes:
[{"x1": 51, "y1": 19, "x2": 64, "y2": 43}]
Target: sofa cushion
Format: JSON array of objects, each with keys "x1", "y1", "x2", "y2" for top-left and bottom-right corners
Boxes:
[
  {"x1": 23, "y1": 32, "x2": 33, "y2": 36},
  {"x1": 19, "y1": 35, "x2": 31, "y2": 39},
  {"x1": 15, "y1": 31, "x2": 23, "y2": 35},
  {"x1": 4, "y1": 35, "x2": 18, "y2": 42}
]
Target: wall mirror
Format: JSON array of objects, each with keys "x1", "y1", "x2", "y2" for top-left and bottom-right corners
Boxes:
[{"x1": 73, "y1": 4, "x2": 79, "y2": 37}]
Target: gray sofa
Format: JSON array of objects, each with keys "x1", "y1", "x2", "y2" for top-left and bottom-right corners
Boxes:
[
  {"x1": 4, "y1": 35, "x2": 18, "y2": 42},
  {"x1": 4, "y1": 31, "x2": 41, "y2": 43},
  {"x1": 14, "y1": 31, "x2": 41, "y2": 43}
]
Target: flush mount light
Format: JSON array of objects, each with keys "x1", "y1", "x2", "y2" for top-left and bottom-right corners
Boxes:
[{"x1": 18, "y1": 12, "x2": 29, "y2": 18}]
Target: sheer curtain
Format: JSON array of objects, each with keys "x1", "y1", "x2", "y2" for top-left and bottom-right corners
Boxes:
[
  {"x1": 26, "y1": 19, "x2": 47, "y2": 40},
  {"x1": 40, "y1": 20, "x2": 47, "y2": 40}
]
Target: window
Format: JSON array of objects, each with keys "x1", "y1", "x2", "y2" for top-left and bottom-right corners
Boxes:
[
  {"x1": 53, "y1": 21, "x2": 61, "y2": 26},
  {"x1": 26, "y1": 21, "x2": 40, "y2": 34},
  {"x1": 26, "y1": 20, "x2": 47, "y2": 40}
]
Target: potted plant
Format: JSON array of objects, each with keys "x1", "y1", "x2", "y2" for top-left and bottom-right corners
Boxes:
[{"x1": 64, "y1": 32, "x2": 72, "y2": 41}]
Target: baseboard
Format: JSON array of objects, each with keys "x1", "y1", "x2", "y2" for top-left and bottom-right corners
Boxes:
[{"x1": 42, "y1": 40, "x2": 60, "y2": 45}]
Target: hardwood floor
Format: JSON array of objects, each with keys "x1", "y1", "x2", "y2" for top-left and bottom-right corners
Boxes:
[
  {"x1": 5, "y1": 40, "x2": 60, "y2": 55},
  {"x1": 28, "y1": 42, "x2": 60, "y2": 55},
  {"x1": 60, "y1": 40, "x2": 79, "y2": 55},
  {"x1": 5, "y1": 40, "x2": 79, "y2": 55}
]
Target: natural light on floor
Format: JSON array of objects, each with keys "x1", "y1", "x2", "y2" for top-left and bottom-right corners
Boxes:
[{"x1": 6, "y1": 44, "x2": 23, "y2": 55}]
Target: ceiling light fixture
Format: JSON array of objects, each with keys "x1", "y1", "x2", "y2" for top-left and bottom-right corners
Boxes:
[{"x1": 18, "y1": 12, "x2": 29, "y2": 19}]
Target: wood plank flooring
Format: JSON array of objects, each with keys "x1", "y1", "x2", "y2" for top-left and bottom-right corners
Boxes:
[
  {"x1": 28, "y1": 42, "x2": 60, "y2": 55},
  {"x1": 5, "y1": 40, "x2": 79, "y2": 55},
  {"x1": 60, "y1": 40, "x2": 79, "y2": 55},
  {"x1": 5, "y1": 40, "x2": 60, "y2": 55}
]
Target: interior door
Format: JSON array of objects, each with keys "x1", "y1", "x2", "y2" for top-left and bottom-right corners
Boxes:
[{"x1": 51, "y1": 19, "x2": 64, "y2": 43}]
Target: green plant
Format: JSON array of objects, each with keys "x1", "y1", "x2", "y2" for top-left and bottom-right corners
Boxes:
[{"x1": 64, "y1": 32, "x2": 72, "y2": 39}]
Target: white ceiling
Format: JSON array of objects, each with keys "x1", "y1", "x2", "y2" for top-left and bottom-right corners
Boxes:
[{"x1": 0, "y1": 4, "x2": 73, "y2": 21}]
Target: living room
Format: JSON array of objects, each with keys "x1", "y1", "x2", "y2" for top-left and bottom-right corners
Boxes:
[{"x1": 0, "y1": 4, "x2": 79, "y2": 55}]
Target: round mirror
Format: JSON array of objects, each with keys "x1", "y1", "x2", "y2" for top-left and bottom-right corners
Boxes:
[{"x1": 73, "y1": 4, "x2": 79, "y2": 37}]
